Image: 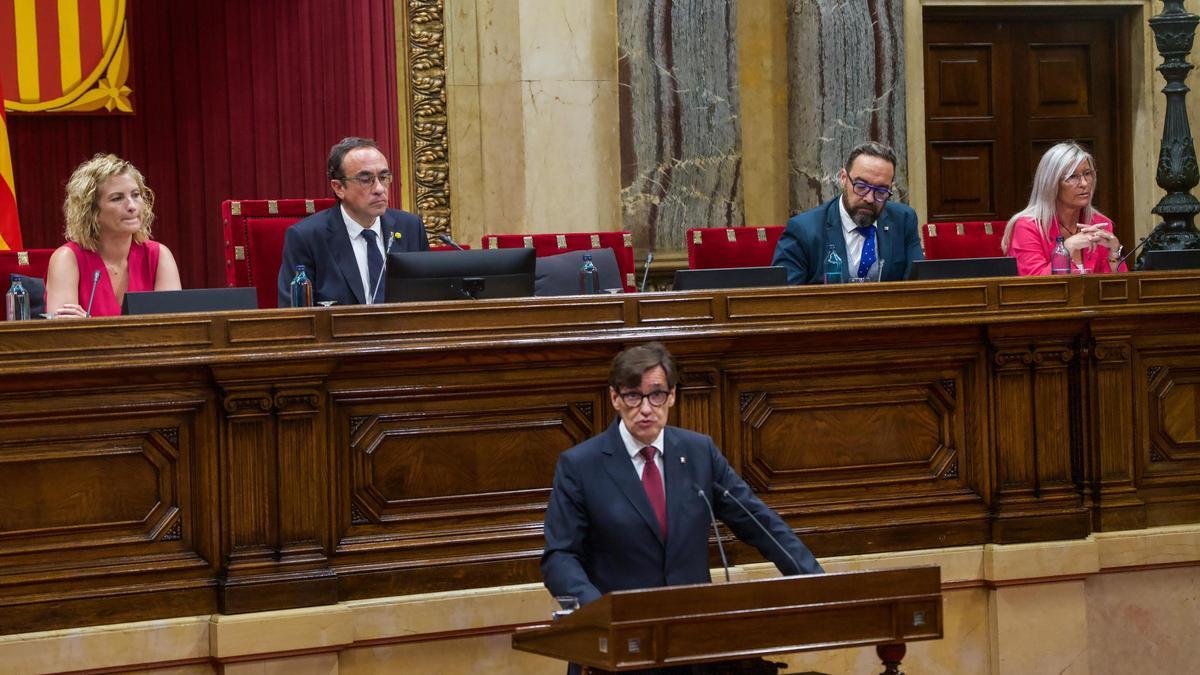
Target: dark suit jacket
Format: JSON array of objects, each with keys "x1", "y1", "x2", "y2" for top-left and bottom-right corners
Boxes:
[
  {"x1": 276, "y1": 206, "x2": 429, "y2": 307},
  {"x1": 541, "y1": 422, "x2": 823, "y2": 607},
  {"x1": 771, "y1": 196, "x2": 923, "y2": 285}
]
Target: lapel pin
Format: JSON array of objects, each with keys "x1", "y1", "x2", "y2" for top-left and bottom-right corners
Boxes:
[{"x1": 680, "y1": 457, "x2": 686, "y2": 464}]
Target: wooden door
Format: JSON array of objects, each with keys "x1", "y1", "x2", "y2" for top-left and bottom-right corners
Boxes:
[{"x1": 923, "y1": 10, "x2": 1131, "y2": 242}]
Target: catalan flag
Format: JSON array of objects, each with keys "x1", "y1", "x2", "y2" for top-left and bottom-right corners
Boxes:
[
  {"x1": 0, "y1": 1, "x2": 128, "y2": 113},
  {"x1": 0, "y1": 75, "x2": 20, "y2": 251}
]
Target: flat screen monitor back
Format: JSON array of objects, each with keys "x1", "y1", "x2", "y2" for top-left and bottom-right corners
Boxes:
[
  {"x1": 385, "y1": 248, "x2": 536, "y2": 302},
  {"x1": 1142, "y1": 249, "x2": 1200, "y2": 271},
  {"x1": 122, "y1": 287, "x2": 259, "y2": 315},
  {"x1": 672, "y1": 266, "x2": 788, "y2": 291},
  {"x1": 906, "y1": 257, "x2": 1017, "y2": 281}
]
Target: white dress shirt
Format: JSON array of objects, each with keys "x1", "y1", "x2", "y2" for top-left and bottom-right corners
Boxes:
[
  {"x1": 340, "y1": 205, "x2": 386, "y2": 303},
  {"x1": 618, "y1": 422, "x2": 665, "y2": 489},
  {"x1": 838, "y1": 199, "x2": 877, "y2": 276}
]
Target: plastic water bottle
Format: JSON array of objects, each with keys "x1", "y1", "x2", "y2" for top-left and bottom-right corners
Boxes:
[
  {"x1": 6, "y1": 274, "x2": 30, "y2": 321},
  {"x1": 823, "y1": 244, "x2": 844, "y2": 284},
  {"x1": 290, "y1": 265, "x2": 314, "y2": 307},
  {"x1": 1051, "y1": 236, "x2": 1071, "y2": 275},
  {"x1": 578, "y1": 254, "x2": 597, "y2": 294}
]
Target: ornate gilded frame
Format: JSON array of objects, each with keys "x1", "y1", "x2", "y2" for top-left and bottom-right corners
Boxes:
[{"x1": 396, "y1": 0, "x2": 450, "y2": 237}]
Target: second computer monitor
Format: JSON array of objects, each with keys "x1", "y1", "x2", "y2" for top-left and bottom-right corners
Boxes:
[{"x1": 385, "y1": 248, "x2": 536, "y2": 302}]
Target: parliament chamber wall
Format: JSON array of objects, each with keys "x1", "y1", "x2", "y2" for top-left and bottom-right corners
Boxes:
[{"x1": 2, "y1": 275, "x2": 1200, "y2": 672}]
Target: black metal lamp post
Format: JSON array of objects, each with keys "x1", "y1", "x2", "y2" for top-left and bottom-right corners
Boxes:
[{"x1": 1142, "y1": 0, "x2": 1200, "y2": 264}]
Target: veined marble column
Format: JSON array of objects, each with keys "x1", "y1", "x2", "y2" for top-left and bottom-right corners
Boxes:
[
  {"x1": 788, "y1": 0, "x2": 908, "y2": 210},
  {"x1": 619, "y1": 0, "x2": 745, "y2": 253}
]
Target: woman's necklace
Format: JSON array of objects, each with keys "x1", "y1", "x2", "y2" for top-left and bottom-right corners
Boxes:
[{"x1": 104, "y1": 259, "x2": 126, "y2": 278}]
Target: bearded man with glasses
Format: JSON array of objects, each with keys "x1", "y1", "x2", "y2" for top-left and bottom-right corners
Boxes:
[
  {"x1": 772, "y1": 141, "x2": 923, "y2": 284},
  {"x1": 277, "y1": 136, "x2": 429, "y2": 307},
  {"x1": 542, "y1": 342, "x2": 823, "y2": 629}
]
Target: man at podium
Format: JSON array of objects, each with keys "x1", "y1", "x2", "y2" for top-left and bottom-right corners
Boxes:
[{"x1": 542, "y1": 342, "x2": 823, "y2": 611}]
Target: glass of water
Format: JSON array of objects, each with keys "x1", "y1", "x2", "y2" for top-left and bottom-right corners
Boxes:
[{"x1": 552, "y1": 595, "x2": 579, "y2": 620}]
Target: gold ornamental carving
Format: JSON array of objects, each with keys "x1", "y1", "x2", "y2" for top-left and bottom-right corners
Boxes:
[{"x1": 408, "y1": 0, "x2": 450, "y2": 237}]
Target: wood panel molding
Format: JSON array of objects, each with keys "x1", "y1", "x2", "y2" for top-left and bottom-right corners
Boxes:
[{"x1": 4, "y1": 273, "x2": 1200, "y2": 632}]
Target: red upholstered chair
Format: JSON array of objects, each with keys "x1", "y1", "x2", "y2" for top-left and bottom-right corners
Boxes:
[
  {"x1": 919, "y1": 221, "x2": 1007, "y2": 260},
  {"x1": 481, "y1": 231, "x2": 637, "y2": 291},
  {"x1": 222, "y1": 198, "x2": 335, "y2": 309},
  {"x1": 0, "y1": 248, "x2": 55, "y2": 281},
  {"x1": 686, "y1": 226, "x2": 785, "y2": 269}
]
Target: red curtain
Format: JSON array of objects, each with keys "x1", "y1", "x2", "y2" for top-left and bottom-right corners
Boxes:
[{"x1": 6, "y1": 0, "x2": 400, "y2": 289}]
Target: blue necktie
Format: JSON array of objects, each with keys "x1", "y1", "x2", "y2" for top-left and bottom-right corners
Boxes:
[
  {"x1": 856, "y1": 225, "x2": 877, "y2": 279},
  {"x1": 362, "y1": 228, "x2": 384, "y2": 303}
]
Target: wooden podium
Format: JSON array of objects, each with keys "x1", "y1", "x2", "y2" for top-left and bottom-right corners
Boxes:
[{"x1": 512, "y1": 567, "x2": 942, "y2": 673}]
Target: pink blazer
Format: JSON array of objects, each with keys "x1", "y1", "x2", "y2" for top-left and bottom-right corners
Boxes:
[{"x1": 1008, "y1": 213, "x2": 1126, "y2": 276}]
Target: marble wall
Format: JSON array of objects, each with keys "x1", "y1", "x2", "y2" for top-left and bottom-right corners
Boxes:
[
  {"x1": 443, "y1": 0, "x2": 622, "y2": 248},
  {"x1": 618, "y1": 0, "x2": 746, "y2": 254},
  {"x1": 788, "y1": 0, "x2": 908, "y2": 210}
]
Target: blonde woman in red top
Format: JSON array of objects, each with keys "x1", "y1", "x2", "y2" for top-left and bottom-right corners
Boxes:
[
  {"x1": 1002, "y1": 142, "x2": 1125, "y2": 275},
  {"x1": 45, "y1": 154, "x2": 181, "y2": 317}
]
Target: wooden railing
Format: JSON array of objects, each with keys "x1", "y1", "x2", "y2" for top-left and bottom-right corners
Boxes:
[{"x1": 2, "y1": 271, "x2": 1199, "y2": 635}]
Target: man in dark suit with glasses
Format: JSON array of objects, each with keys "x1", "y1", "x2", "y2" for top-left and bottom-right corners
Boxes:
[
  {"x1": 772, "y1": 141, "x2": 923, "y2": 284},
  {"x1": 277, "y1": 136, "x2": 429, "y2": 307},
  {"x1": 541, "y1": 342, "x2": 823, "y2": 615}
]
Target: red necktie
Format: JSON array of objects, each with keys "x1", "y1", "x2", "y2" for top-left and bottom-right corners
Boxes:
[{"x1": 641, "y1": 446, "x2": 667, "y2": 539}]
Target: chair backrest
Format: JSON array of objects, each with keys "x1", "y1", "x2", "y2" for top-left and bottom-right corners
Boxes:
[
  {"x1": 686, "y1": 226, "x2": 785, "y2": 269},
  {"x1": 222, "y1": 198, "x2": 335, "y2": 310},
  {"x1": 0, "y1": 248, "x2": 55, "y2": 282},
  {"x1": 481, "y1": 231, "x2": 637, "y2": 292},
  {"x1": 920, "y1": 221, "x2": 1006, "y2": 260}
]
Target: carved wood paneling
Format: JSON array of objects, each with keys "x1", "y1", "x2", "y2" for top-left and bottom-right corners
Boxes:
[
  {"x1": 0, "y1": 382, "x2": 215, "y2": 635},
  {"x1": 407, "y1": 0, "x2": 451, "y2": 236},
  {"x1": 2, "y1": 276, "x2": 1200, "y2": 632}
]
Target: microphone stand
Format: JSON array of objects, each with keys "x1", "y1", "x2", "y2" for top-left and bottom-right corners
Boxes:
[{"x1": 369, "y1": 232, "x2": 401, "y2": 303}]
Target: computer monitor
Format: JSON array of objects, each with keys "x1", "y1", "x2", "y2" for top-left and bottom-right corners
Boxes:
[
  {"x1": 122, "y1": 287, "x2": 259, "y2": 315},
  {"x1": 1142, "y1": 249, "x2": 1200, "y2": 271},
  {"x1": 672, "y1": 266, "x2": 788, "y2": 291},
  {"x1": 905, "y1": 257, "x2": 1018, "y2": 281},
  {"x1": 385, "y1": 248, "x2": 536, "y2": 302}
]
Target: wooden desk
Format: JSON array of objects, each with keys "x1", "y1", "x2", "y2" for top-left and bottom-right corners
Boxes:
[{"x1": 2, "y1": 272, "x2": 1199, "y2": 634}]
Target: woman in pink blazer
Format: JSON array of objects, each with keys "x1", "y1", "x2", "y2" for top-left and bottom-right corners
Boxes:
[{"x1": 1001, "y1": 142, "x2": 1125, "y2": 275}]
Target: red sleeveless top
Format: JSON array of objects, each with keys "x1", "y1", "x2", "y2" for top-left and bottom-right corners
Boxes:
[{"x1": 66, "y1": 240, "x2": 161, "y2": 317}]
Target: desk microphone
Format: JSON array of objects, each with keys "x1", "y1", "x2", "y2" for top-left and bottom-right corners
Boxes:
[
  {"x1": 438, "y1": 234, "x2": 466, "y2": 251},
  {"x1": 639, "y1": 252, "x2": 654, "y2": 293},
  {"x1": 714, "y1": 480, "x2": 801, "y2": 576},
  {"x1": 1116, "y1": 233, "x2": 1152, "y2": 269},
  {"x1": 694, "y1": 483, "x2": 730, "y2": 582},
  {"x1": 369, "y1": 232, "x2": 402, "y2": 303},
  {"x1": 84, "y1": 270, "x2": 101, "y2": 317}
]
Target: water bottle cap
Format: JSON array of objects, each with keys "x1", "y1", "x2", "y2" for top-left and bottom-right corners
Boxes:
[
  {"x1": 582, "y1": 254, "x2": 592, "y2": 260},
  {"x1": 8, "y1": 273, "x2": 17, "y2": 282},
  {"x1": 295, "y1": 265, "x2": 306, "y2": 273}
]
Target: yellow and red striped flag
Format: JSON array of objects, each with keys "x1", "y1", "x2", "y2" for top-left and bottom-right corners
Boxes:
[
  {"x1": 0, "y1": 74, "x2": 21, "y2": 251},
  {"x1": 1, "y1": 1, "x2": 130, "y2": 114}
]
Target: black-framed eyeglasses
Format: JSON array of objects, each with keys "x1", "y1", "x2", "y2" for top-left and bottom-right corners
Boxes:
[
  {"x1": 848, "y1": 176, "x2": 894, "y2": 202},
  {"x1": 618, "y1": 390, "x2": 671, "y2": 407},
  {"x1": 339, "y1": 171, "x2": 394, "y2": 188}
]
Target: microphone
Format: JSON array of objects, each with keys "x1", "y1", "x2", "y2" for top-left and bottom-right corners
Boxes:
[
  {"x1": 714, "y1": 480, "x2": 801, "y2": 576},
  {"x1": 694, "y1": 483, "x2": 730, "y2": 582},
  {"x1": 438, "y1": 233, "x2": 466, "y2": 251},
  {"x1": 369, "y1": 231, "x2": 402, "y2": 304},
  {"x1": 1116, "y1": 233, "x2": 1152, "y2": 269},
  {"x1": 84, "y1": 270, "x2": 101, "y2": 317},
  {"x1": 639, "y1": 252, "x2": 654, "y2": 293}
]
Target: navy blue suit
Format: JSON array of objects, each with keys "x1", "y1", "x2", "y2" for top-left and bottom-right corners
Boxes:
[
  {"x1": 542, "y1": 421, "x2": 823, "y2": 607},
  {"x1": 277, "y1": 206, "x2": 429, "y2": 307},
  {"x1": 772, "y1": 196, "x2": 923, "y2": 285}
]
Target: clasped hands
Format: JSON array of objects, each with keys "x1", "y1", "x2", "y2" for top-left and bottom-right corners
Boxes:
[{"x1": 1064, "y1": 224, "x2": 1121, "y2": 256}]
